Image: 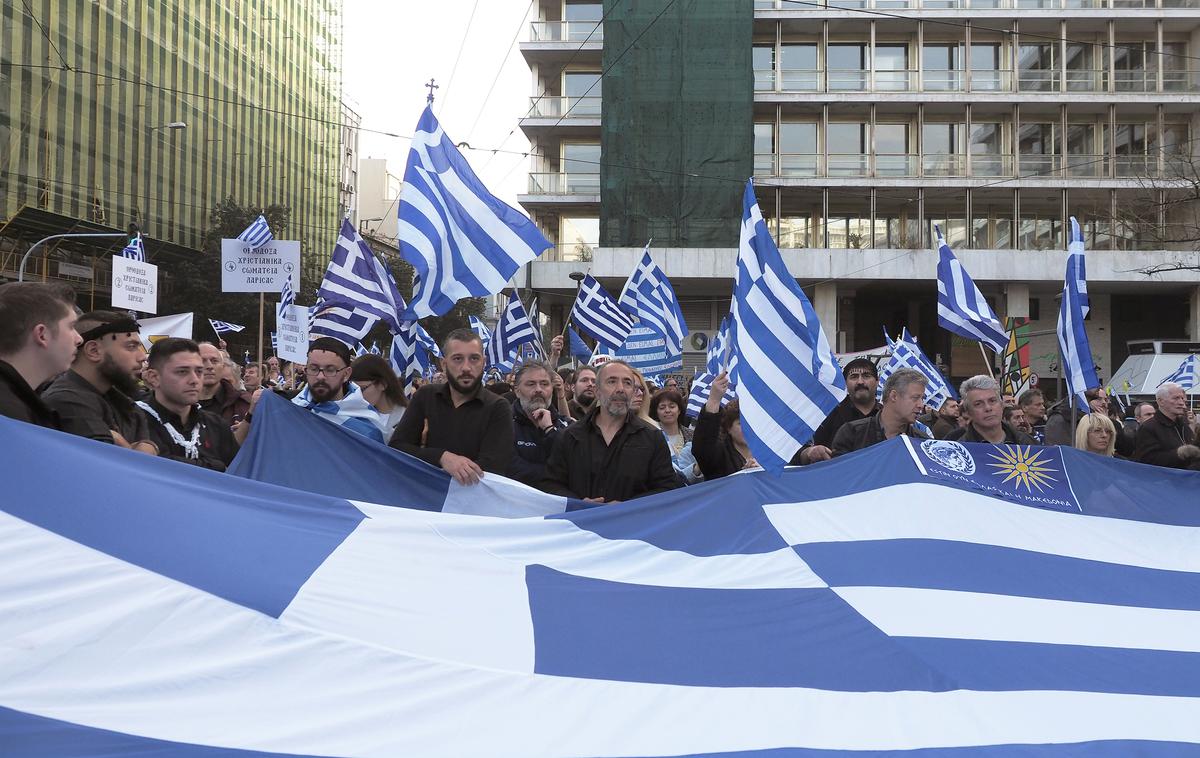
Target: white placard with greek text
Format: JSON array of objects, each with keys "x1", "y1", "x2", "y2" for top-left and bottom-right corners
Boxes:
[
  {"x1": 276, "y1": 304, "x2": 309, "y2": 364},
  {"x1": 111, "y1": 256, "x2": 159, "y2": 314},
  {"x1": 221, "y1": 239, "x2": 301, "y2": 293}
]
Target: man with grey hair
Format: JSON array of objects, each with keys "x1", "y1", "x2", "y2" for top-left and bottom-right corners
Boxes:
[
  {"x1": 947, "y1": 374, "x2": 1034, "y2": 445},
  {"x1": 541, "y1": 359, "x2": 678, "y2": 503},
  {"x1": 1133, "y1": 382, "x2": 1200, "y2": 469},
  {"x1": 508, "y1": 359, "x2": 570, "y2": 486},
  {"x1": 833, "y1": 368, "x2": 932, "y2": 455}
]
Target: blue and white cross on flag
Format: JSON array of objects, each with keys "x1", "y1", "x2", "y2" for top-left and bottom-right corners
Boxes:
[
  {"x1": 1056, "y1": 216, "x2": 1100, "y2": 407},
  {"x1": 414, "y1": 323, "x2": 442, "y2": 358},
  {"x1": 732, "y1": 180, "x2": 846, "y2": 473},
  {"x1": 1159, "y1": 354, "x2": 1198, "y2": 391},
  {"x1": 487, "y1": 291, "x2": 538, "y2": 369},
  {"x1": 207, "y1": 319, "x2": 245, "y2": 335},
  {"x1": 279, "y1": 276, "x2": 295, "y2": 312},
  {"x1": 571, "y1": 274, "x2": 634, "y2": 352},
  {"x1": 236, "y1": 214, "x2": 274, "y2": 250},
  {"x1": 317, "y1": 219, "x2": 406, "y2": 334},
  {"x1": 397, "y1": 106, "x2": 552, "y2": 319},
  {"x1": 617, "y1": 244, "x2": 689, "y2": 357},
  {"x1": 468, "y1": 314, "x2": 492, "y2": 355},
  {"x1": 309, "y1": 301, "x2": 375, "y2": 346},
  {"x1": 935, "y1": 226, "x2": 1009, "y2": 354},
  {"x1": 707, "y1": 312, "x2": 734, "y2": 376},
  {"x1": 686, "y1": 370, "x2": 736, "y2": 419},
  {"x1": 878, "y1": 328, "x2": 957, "y2": 407},
  {"x1": 120, "y1": 232, "x2": 145, "y2": 262}
]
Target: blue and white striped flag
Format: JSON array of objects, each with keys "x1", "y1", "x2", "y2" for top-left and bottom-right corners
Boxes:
[
  {"x1": 1159, "y1": 354, "x2": 1198, "y2": 391},
  {"x1": 317, "y1": 219, "x2": 406, "y2": 335},
  {"x1": 1056, "y1": 217, "x2": 1100, "y2": 407},
  {"x1": 414, "y1": 323, "x2": 442, "y2": 359},
  {"x1": 567, "y1": 327, "x2": 592, "y2": 362},
  {"x1": 397, "y1": 106, "x2": 552, "y2": 319},
  {"x1": 487, "y1": 291, "x2": 538, "y2": 369},
  {"x1": 368, "y1": 342, "x2": 381, "y2": 356},
  {"x1": 571, "y1": 275, "x2": 634, "y2": 352},
  {"x1": 270, "y1": 332, "x2": 278, "y2": 352},
  {"x1": 878, "y1": 328, "x2": 957, "y2": 407},
  {"x1": 706, "y1": 312, "x2": 734, "y2": 376},
  {"x1": 390, "y1": 325, "x2": 428, "y2": 393},
  {"x1": 353, "y1": 343, "x2": 367, "y2": 358},
  {"x1": 279, "y1": 277, "x2": 295, "y2": 315},
  {"x1": 935, "y1": 225, "x2": 1008, "y2": 354},
  {"x1": 236, "y1": 214, "x2": 274, "y2": 250},
  {"x1": 120, "y1": 233, "x2": 146, "y2": 262},
  {"x1": 732, "y1": 180, "x2": 846, "y2": 473},
  {"x1": 618, "y1": 244, "x2": 688, "y2": 357},
  {"x1": 208, "y1": 319, "x2": 245, "y2": 335},
  {"x1": 612, "y1": 326, "x2": 682, "y2": 378},
  {"x1": 685, "y1": 371, "x2": 737, "y2": 419},
  {"x1": 526, "y1": 296, "x2": 545, "y2": 357},
  {"x1": 309, "y1": 302, "x2": 375, "y2": 346},
  {"x1": 468, "y1": 315, "x2": 492, "y2": 356}
]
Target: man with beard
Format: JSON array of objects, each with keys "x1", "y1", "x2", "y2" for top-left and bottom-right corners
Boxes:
[
  {"x1": 287, "y1": 337, "x2": 386, "y2": 442},
  {"x1": 138, "y1": 338, "x2": 238, "y2": 470},
  {"x1": 541, "y1": 359, "x2": 679, "y2": 503},
  {"x1": 507, "y1": 360, "x2": 571, "y2": 486},
  {"x1": 797, "y1": 358, "x2": 881, "y2": 464},
  {"x1": 41, "y1": 310, "x2": 158, "y2": 454},
  {"x1": 390, "y1": 328, "x2": 513, "y2": 484},
  {"x1": 833, "y1": 368, "x2": 932, "y2": 455},
  {"x1": 196, "y1": 341, "x2": 251, "y2": 427},
  {"x1": 0, "y1": 281, "x2": 81, "y2": 428},
  {"x1": 566, "y1": 366, "x2": 597, "y2": 420}
]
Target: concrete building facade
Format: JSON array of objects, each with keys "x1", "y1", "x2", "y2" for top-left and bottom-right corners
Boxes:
[{"x1": 519, "y1": 0, "x2": 1200, "y2": 386}]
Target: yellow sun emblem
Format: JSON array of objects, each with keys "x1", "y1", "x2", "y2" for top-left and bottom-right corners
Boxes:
[{"x1": 985, "y1": 446, "x2": 1058, "y2": 493}]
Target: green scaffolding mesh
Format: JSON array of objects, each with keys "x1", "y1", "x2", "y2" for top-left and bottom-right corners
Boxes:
[{"x1": 600, "y1": 0, "x2": 753, "y2": 248}]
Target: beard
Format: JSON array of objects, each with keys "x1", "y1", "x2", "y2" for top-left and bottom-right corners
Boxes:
[
  {"x1": 448, "y1": 370, "x2": 481, "y2": 396},
  {"x1": 521, "y1": 395, "x2": 549, "y2": 413},
  {"x1": 601, "y1": 393, "x2": 629, "y2": 417},
  {"x1": 576, "y1": 389, "x2": 595, "y2": 406},
  {"x1": 308, "y1": 380, "x2": 340, "y2": 403},
  {"x1": 99, "y1": 354, "x2": 139, "y2": 395}
]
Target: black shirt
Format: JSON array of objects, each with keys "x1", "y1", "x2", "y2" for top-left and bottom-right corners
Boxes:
[
  {"x1": 41, "y1": 369, "x2": 152, "y2": 446},
  {"x1": 832, "y1": 415, "x2": 931, "y2": 456},
  {"x1": 811, "y1": 395, "x2": 881, "y2": 448},
  {"x1": 0, "y1": 360, "x2": 60, "y2": 430},
  {"x1": 946, "y1": 421, "x2": 1035, "y2": 445},
  {"x1": 389, "y1": 382, "x2": 514, "y2": 474},
  {"x1": 540, "y1": 407, "x2": 680, "y2": 501},
  {"x1": 139, "y1": 396, "x2": 240, "y2": 472}
]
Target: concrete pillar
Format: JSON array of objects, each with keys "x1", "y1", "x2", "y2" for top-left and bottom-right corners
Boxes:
[
  {"x1": 814, "y1": 282, "x2": 839, "y2": 349},
  {"x1": 1190, "y1": 286, "x2": 1200, "y2": 340},
  {"x1": 1005, "y1": 282, "x2": 1030, "y2": 321}
]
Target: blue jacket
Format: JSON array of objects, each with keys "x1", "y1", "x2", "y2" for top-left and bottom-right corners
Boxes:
[{"x1": 508, "y1": 400, "x2": 569, "y2": 486}]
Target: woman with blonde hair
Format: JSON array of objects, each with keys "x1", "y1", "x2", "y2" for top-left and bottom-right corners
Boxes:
[
  {"x1": 1074, "y1": 412, "x2": 1118, "y2": 457},
  {"x1": 629, "y1": 367, "x2": 658, "y2": 428}
]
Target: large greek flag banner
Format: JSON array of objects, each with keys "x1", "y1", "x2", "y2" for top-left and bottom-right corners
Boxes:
[
  {"x1": 398, "y1": 106, "x2": 552, "y2": 319},
  {"x1": 732, "y1": 180, "x2": 845, "y2": 473},
  {"x1": 4, "y1": 406, "x2": 1200, "y2": 756},
  {"x1": 1056, "y1": 217, "x2": 1100, "y2": 407}
]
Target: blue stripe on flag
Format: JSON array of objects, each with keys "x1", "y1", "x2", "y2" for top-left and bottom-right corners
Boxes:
[
  {"x1": 935, "y1": 226, "x2": 1009, "y2": 354},
  {"x1": 571, "y1": 274, "x2": 634, "y2": 351},
  {"x1": 236, "y1": 214, "x2": 274, "y2": 250},
  {"x1": 527, "y1": 566, "x2": 957, "y2": 691},
  {"x1": 1056, "y1": 217, "x2": 1100, "y2": 406},
  {"x1": 613, "y1": 325, "x2": 682, "y2": 377},
  {"x1": 0, "y1": 414, "x2": 363, "y2": 617}
]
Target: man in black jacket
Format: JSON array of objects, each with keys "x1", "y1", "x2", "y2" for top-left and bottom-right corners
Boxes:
[
  {"x1": 508, "y1": 360, "x2": 570, "y2": 486},
  {"x1": 833, "y1": 368, "x2": 932, "y2": 455},
  {"x1": 1134, "y1": 382, "x2": 1200, "y2": 469},
  {"x1": 946, "y1": 374, "x2": 1035, "y2": 445},
  {"x1": 797, "y1": 357, "x2": 880, "y2": 464},
  {"x1": 139, "y1": 338, "x2": 239, "y2": 471},
  {"x1": 541, "y1": 360, "x2": 679, "y2": 503},
  {"x1": 0, "y1": 282, "x2": 81, "y2": 429}
]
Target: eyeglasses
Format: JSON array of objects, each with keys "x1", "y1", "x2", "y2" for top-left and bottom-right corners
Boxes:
[{"x1": 305, "y1": 365, "x2": 346, "y2": 377}]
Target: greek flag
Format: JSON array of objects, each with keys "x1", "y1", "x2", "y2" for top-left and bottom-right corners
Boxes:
[
  {"x1": 279, "y1": 277, "x2": 295, "y2": 314},
  {"x1": 487, "y1": 291, "x2": 538, "y2": 369},
  {"x1": 732, "y1": 180, "x2": 846, "y2": 473},
  {"x1": 120, "y1": 232, "x2": 145, "y2": 262},
  {"x1": 571, "y1": 274, "x2": 634, "y2": 352},
  {"x1": 317, "y1": 219, "x2": 406, "y2": 334},
  {"x1": 935, "y1": 225, "x2": 1008, "y2": 354},
  {"x1": 1159, "y1": 354, "x2": 1197, "y2": 390},
  {"x1": 685, "y1": 371, "x2": 736, "y2": 419},
  {"x1": 527, "y1": 296, "x2": 545, "y2": 356},
  {"x1": 8, "y1": 401, "x2": 1200, "y2": 755},
  {"x1": 567, "y1": 327, "x2": 592, "y2": 362},
  {"x1": 1056, "y1": 217, "x2": 1100, "y2": 407},
  {"x1": 613, "y1": 325, "x2": 682, "y2": 377},
  {"x1": 414, "y1": 323, "x2": 442, "y2": 358},
  {"x1": 878, "y1": 328, "x2": 957, "y2": 407},
  {"x1": 390, "y1": 327, "x2": 426, "y2": 390},
  {"x1": 208, "y1": 319, "x2": 245, "y2": 335},
  {"x1": 270, "y1": 332, "x2": 278, "y2": 351},
  {"x1": 468, "y1": 315, "x2": 492, "y2": 355},
  {"x1": 236, "y1": 214, "x2": 274, "y2": 250},
  {"x1": 707, "y1": 312, "x2": 734, "y2": 375},
  {"x1": 309, "y1": 302, "x2": 375, "y2": 346},
  {"x1": 618, "y1": 245, "x2": 689, "y2": 357},
  {"x1": 397, "y1": 106, "x2": 552, "y2": 319}
]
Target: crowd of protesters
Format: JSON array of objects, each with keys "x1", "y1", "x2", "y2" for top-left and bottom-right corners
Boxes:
[{"x1": 2, "y1": 281, "x2": 1198, "y2": 506}]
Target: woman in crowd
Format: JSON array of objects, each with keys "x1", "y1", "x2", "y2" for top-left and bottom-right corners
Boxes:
[
  {"x1": 351, "y1": 354, "x2": 407, "y2": 439},
  {"x1": 1074, "y1": 412, "x2": 1119, "y2": 458},
  {"x1": 630, "y1": 367, "x2": 658, "y2": 428},
  {"x1": 650, "y1": 389, "x2": 702, "y2": 484},
  {"x1": 692, "y1": 374, "x2": 758, "y2": 480}
]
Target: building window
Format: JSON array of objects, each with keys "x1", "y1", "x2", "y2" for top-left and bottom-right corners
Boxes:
[
  {"x1": 558, "y1": 216, "x2": 598, "y2": 261},
  {"x1": 753, "y1": 45, "x2": 775, "y2": 91},
  {"x1": 754, "y1": 122, "x2": 775, "y2": 175},
  {"x1": 970, "y1": 43, "x2": 1003, "y2": 91},
  {"x1": 1018, "y1": 43, "x2": 1056, "y2": 91},
  {"x1": 780, "y1": 122, "x2": 817, "y2": 176},
  {"x1": 1018, "y1": 122, "x2": 1058, "y2": 176},
  {"x1": 780, "y1": 44, "x2": 818, "y2": 90},
  {"x1": 563, "y1": 71, "x2": 601, "y2": 116},
  {"x1": 970, "y1": 122, "x2": 1005, "y2": 177},
  {"x1": 828, "y1": 44, "x2": 868, "y2": 91},
  {"x1": 874, "y1": 44, "x2": 910, "y2": 91},
  {"x1": 924, "y1": 122, "x2": 965, "y2": 176},
  {"x1": 828, "y1": 122, "x2": 869, "y2": 175},
  {"x1": 561, "y1": 142, "x2": 600, "y2": 193},
  {"x1": 923, "y1": 43, "x2": 963, "y2": 91}
]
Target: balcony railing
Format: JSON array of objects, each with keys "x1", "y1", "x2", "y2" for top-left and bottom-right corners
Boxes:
[
  {"x1": 755, "y1": 67, "x2": 1200, "y2": 93},
  {"x1": 754, "y1": 0, "x2": 1200, "y2": 8},
  {"x1": 527, "y1": 173, "x2": 600, "y2": 194},
  {"x1": 526, "y1": 96, "x2": 601, "y2": 118},
  {"x1": 528, "y1": 21, "x2": 603, "y2": 42},
  {"x1": 752, "y1": 151, "x2": 1165, "y2": 178}
]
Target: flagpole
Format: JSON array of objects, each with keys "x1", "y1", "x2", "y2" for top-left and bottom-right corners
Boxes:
[
  {"x1": 257, "y1": 293, "x2": 265, "y2": 370},
  {"x1": 978, "y1": 343, "x2": 995, "y2": 379}
]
